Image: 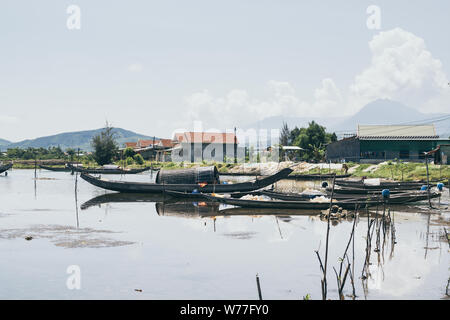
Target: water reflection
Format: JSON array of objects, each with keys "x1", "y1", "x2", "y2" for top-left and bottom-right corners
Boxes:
[{"x1": 1, "y1": 169, "x2": 449, "y2": 299}]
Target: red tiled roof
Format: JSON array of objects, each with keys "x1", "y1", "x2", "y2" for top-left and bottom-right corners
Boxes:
[
  {"x1": 138, "y1": 139, "x2": 158, "y2": 148},
  {"x1": 158, "y1": 139, "x2": 176, "y2": 148},
  {"x1": 125, "y1": 142, "x2": 138, "y2": 148},
  {"x1": 174, "y1": 132, "x2": 238, "y2": 144}
]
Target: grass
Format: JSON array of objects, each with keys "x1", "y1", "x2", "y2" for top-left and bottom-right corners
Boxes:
[
  {"x1": 350, "y1": 162, "x2": 449, "y2": 181},
  {"x1": 5, "y1": 157, "x2": 449, "y2": 181}
]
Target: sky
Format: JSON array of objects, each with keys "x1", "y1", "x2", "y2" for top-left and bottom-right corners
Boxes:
[{"x1": 1, "y1": 0, "x2": 449, "y2": 142}]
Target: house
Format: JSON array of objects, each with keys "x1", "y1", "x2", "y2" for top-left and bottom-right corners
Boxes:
[
  {"x1": 172, "y1": 131, "x2": 242, "y2": 163},
  {"x1": 326, "y1": 124, "x2": 450, "y2": 163},
  {"x1": 122, "y1": 138, "x2": 178, "y2": 161}
]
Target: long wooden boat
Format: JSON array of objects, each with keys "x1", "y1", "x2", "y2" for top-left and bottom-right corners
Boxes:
[
  {"x1": 262, "y1": 189, "x2": 440, "y2": 203},
  {"x1": 0, "y1": 163, "x2": 13, "y2": 174},
  {"x1": 80, "y1": 168, "x2": 293, "y2": 193},
  {"x1": 328, "y1": 184, "x2": 428, "y2": 194},
  {"x1": 201, "y1": 190, "x2": 441, "y2": 210},
  {"x1": 69, "y1": 164, "x2": 151, "y2": 174},
  {"x1": 285, "y1": 173, "x2": 351, "y2": 180},
  {"x1": 335, "y1": 179, "x2": 435, "y2": 188},
  {"x1": 164, "y1": 190, "x2": 262, "y2": 200},
  {"x1": 39, "y1": 164, "x2": 73, "y2": 172}
]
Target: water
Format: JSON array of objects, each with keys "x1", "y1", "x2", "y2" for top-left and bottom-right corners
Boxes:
[{"x1": 0, "y1": 169, "x2": 448, "y2": 299}]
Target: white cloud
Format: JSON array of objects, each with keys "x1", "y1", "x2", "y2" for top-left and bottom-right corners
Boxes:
[
  {"x1": 348, "y1": 27, "x2": 449, "y2": 114},
  {"x1": 127, "y1": 63, "x2": 143, "y2": 73},
  {"x1": 184, "y1": 79, "x2": 341, "y2": 128},
  {"x1": 183, "y1": 28, "x2": 449, "y2": 128}
]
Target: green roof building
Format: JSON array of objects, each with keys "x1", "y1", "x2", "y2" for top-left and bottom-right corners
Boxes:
[{"x1": 326, "y1": 125, "x2": 450, "y2": 163}]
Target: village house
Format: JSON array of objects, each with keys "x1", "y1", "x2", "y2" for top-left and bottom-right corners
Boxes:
[
  {"x1": 171, "y1": 131, "x2": 242, "y2": 163},
  {"x1": 326, "y1": 124, "x2": 450, "y2": 163},
  {"x1": 122, "y1": 138, "x2": 176, "y2": 161}
]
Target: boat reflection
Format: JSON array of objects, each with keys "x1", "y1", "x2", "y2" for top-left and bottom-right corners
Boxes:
[
  {"x1": 80, "y1": 193, "x2": 170, "y2": 210},
  {"x1": 81, "y1": 192, "x2": 324, "y2": 219},
  {"x1": 80, "y1": 191, "x2": 446, "y2": 222}
]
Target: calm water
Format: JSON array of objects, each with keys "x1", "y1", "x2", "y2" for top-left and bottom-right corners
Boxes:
[{"x1": 0, "y1": 169, "x2": 448, "y2": 300}]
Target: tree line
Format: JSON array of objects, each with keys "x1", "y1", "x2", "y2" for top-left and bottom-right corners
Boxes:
[
  {"x1": 1, "y1": 124, "x2": 146, "y2": 167},
  {"x1": 279, "y1": 121, "x2": 337, "y2": 162}
]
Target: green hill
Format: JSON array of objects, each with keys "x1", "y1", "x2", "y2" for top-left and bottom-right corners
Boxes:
[
  {"x1": 0, "y1": 138, "x2": 11, "y2": 148},
  {"x1": 3, "y1": 128, "x2": 157, "y2": 151}
]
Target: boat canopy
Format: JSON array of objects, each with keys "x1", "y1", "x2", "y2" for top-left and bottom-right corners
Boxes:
[{"x1": 155, "y1": 166, "x2": 220, "y2": 185}]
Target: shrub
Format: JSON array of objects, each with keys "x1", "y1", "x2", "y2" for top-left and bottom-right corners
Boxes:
[
  {"x1": 126, "y1": 157, "x2": 134, "y2": 165},
  {"x1": 124, "y1": 147, "x2": 136, "y2": 158},
  {"x1": 133, "y1": 154, "x2": 144, "y2": 165}
]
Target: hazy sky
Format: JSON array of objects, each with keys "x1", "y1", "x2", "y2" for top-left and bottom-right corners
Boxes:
[{"x1": 1, "y1": 1, "x2": 449, "y2": 142}]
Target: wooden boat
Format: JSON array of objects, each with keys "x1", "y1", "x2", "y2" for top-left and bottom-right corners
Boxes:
[
  {"x1": 80, "y1": 168, "x2": 293, "y2": 193},
  {"x1": 262, "y1": 189, "x2": 440, "y2": 203},
  {"x1": 220, "y1": 172, "x2": 352, "y2": 180},
  {"x1": 201, "y1": 191, "x2": 441, "y2": 210},
  {"x1": 219, "y1": 172, "x2": 262, "y2": 176},
  {"x1": 285, "y1": 173, "x2": 351, "y2": 180},
  {"x1": 328, "y1": 184, "x2": 427, "y2": 194},
  {"x1": 335, "y1": 179, "x2": 434, "y2": 188},
  {"x1": 164, "y1": 190, "x2": 262, "y2": 200},
  {"x1": 39, "y1": 164, "x2": 73, "y2": 172},
  {"x1": 69, "y1": 164, "x2": 151, "y2": 174},
  {"x1": 0, "y1": 163, "x2": 13, "y2": 174}
]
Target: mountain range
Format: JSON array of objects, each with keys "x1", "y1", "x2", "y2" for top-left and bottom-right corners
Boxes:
[
  {"x1": 245, "y1": 99, "x2": 450, "y2": 139},
  {"x1": 1, "y1": 99, "x2": 449, "y2": 151},
  {"x1": 1, "y1": 128, "x2": 155, "y2": 152}
]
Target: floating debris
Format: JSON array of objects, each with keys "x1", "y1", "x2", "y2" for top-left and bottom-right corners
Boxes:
[{"x1": 0, "y1": 224, "x2": 135, "y2": 249}]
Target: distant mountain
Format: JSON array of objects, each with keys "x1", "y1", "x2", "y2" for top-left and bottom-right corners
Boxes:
[
  {"x1": 0, "y1": 138, "x2": 10, "y2": 148},
  {"x1": 329, "y1": 99, "x2": 450, "y2": 138},
  {"x1": 2, "y1": 128, "x2": 157, "y2": 151},
  {"x1": 245, "y1": 99, "x2": 450, "y2": 143}
]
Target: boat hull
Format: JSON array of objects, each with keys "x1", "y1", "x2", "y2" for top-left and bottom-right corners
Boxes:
[{"x1": 80, "y1": 168, "x2": 293, "y2": 193}]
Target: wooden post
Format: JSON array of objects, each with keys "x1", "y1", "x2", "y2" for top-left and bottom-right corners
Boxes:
[
  {"x1": 425, "y1": 153, "x2": 431, "y2": 208},
  {"x1": 322, "y1": 173, "x2": 336, "y2": 300},
  {"x1": 256, "y1": 274, "x2": 263, "y2": 300},
  {"x1": 234, "y1": 127, "x2": 237, "y2": 164},
  {"x1": 34, "y1": 154, "x2": 37, "y2": 179}
]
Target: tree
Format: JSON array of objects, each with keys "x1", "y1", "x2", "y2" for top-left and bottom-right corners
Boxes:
[
  {"x1": 66, "y1": 148, "x2": 76, "y2": 162},
  {"x1": 123, "y1": 147, "x2": 136, "y2": 158},
  {"x1": 133, "y1": 153, "x2": 144, "y2": 165},
  {"x1": 279, "y1": 122, "x2": 290, "y2": 160},
  {"x1": 280, "y1": 122, "x2": 290, "y2": 146},
  {"x1": 290, "y1": 121, "x2": 337, "y2": 162},
  {"x1": 91, "y1": 123, "x2": 119, "y2": 166}
]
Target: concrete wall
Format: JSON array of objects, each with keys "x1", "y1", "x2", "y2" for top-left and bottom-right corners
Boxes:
[{"x1": 326, "y1": 138, "x2": 360, "y2": 162}]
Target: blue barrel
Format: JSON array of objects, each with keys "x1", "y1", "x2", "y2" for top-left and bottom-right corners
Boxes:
[
  {"x1": 420, "y1": 185, "x2": 428, "y2": 191},
  {"x1": 192, "y1": 189, "x2": 199, "y2": 194},
  {"x1": 382, "y1": 189, "x2": 390, "y2": 198},
  {"x1": 437, "y1": 183, "x2": 444, "y2": 191}
]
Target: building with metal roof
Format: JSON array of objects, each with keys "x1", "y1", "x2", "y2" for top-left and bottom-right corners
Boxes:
[{"x1": 326, "y1": 124, "x2": 450, "y2": 163}]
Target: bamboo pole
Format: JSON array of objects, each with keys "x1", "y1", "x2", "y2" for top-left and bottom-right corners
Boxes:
[
  {"x1": 425, "y1": 153, "x2": 432, "y2": 208},
  {"x1": 322, "y1": 173, "x2": 336, "y2": 300},
  {"x1": 256, "y1": 274, "x2": 263, "y2": 300}
]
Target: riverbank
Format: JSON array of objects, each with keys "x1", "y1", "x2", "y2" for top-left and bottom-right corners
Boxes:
[{"x1": 4, "y1": 159, "x2": 449, "y2": 182}]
